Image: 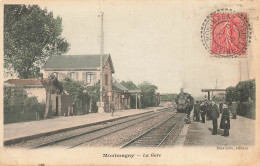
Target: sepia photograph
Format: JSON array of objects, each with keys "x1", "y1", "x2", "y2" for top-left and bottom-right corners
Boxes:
[{"x1": 0, "y1": 0, "x2": 259, "y2": 165}]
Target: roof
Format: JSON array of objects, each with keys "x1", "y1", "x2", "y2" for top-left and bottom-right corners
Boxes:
[
  {"x1": 112, "y1": 83, "x2": 129, "y2": 92},
  {"x1": 4, "y1": 79, "x2": 47, "y2": 87},
  {"x1": 42, "y1": 54, "x2": 115, "y2": 73},
  {"x1": 201, "y1": 89, "x2": 226, "y2": 92}
]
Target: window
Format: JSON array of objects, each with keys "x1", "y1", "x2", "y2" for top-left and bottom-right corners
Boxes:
[
  {"x1": 86, "y1": 73, "x2": 94, "y2": 84},
  {"x1": 70, "y1": 72, "x2": 77, "y2": 81},
  {"x1": 105, "y1": 74, "x2": 108, "y2": 86}
]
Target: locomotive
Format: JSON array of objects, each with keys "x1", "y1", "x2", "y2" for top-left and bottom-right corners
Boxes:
[{"x1": 175, "y1": 89, "x2": 194, "y2": 113}]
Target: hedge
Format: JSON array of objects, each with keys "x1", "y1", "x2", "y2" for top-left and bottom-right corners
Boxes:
[
  {"x1": 237, "y1": 102, "x2": 255, "y2": 120},
  {"x1": 4, "y1": 87, "x2": 46, "y2": 124}
]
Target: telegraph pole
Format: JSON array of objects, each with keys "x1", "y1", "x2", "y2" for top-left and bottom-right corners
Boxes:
[
  {"x1": 98, "y1": 12, "x2": 104, "y2": 113},
  {"x1": 239, "y1": 60, "x2": 241, "y2": 82},
  {"x1": 247, "y1": 60, "x2": 249, "y2": 80}
]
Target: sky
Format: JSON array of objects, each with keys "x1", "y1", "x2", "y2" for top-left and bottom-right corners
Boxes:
[{"x1": 37, "y1": 1, "x2": 256, "y2": 97}]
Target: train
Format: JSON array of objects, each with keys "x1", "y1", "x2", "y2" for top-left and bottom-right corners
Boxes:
[{"x1": 175, "y1": 90, "x2": 194, "y2": 113}]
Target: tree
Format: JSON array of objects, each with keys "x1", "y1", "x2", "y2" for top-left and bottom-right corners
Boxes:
[
  {"x1": 225, "y1": 86, "x2": 238, "y2": 104},
  {"x1": 87, "y1": 81, "x2": 100, "y2": 102},
  {"x1": 160, "y1": 94, "x2": 178, "y2": 102},
  {"x1": 138, "y1": 81, "x2": 158, "y2": 108},
  {"x1": 121, "y1": 81, "x2": 138, "y2": 90},
  {"x1": 62, "y1": 78, "x2": 89, "y2": 114},
  {"x1": 236, "y1": 79, "x2": 255, "y2": 103},
  {"x1": 225, "y1": 79, "x2": 255, "y2": 104},
  {"x1": 87, "y1": 81, "x2": 101, "y2": 113},
  {"x1": 4, "y1": 5, "x2": 70, "y2": 78},
  {"x1": 4, "y1": 87, "x2": 45, "y2": 123},
  {"x1": 41, "y1": 75, "x2": 63, "y2": 119}
]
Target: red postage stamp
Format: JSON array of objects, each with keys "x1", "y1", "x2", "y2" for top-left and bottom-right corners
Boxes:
[
  {"x1": 201, "y1": 9, "x2": 251, "y2": 58},
  {"x1": 211, "y1": 13, "x2": 247, "y2": 55}
]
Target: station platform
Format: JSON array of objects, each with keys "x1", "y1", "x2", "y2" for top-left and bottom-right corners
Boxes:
[
  {"x1": 177, "y1": 115, "x2": 255, "y2": 146},
  {"x1": 4, "y1": 107, "x2": 164, "y2": 144}
]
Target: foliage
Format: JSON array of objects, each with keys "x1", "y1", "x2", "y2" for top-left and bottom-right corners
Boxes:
[
  {"x1": 225, "y1": 86, "x2": 238, "y2": 104},
  {"x1": 236, "y1": 79, "x2": 255, "y2": 103},
  {"x1": 4, "y1": 5, "x2": 70, "y2": 78},
  {"x1": 237, "y1": 101, "x2": 255, "y2": 119},
  {"x1": 225, "y1": 79, "x2": 255, "y2": 104},
  {"x1": 62, "y1": 78, "x2": 89, "y2": 114},
  {"x1": 4, "y1": 87, "x2": 45, "y2": 124},
  {"x1": 121, "y1": 81, "x2": 138, "y2": 90},
  {"x1": 41, "y1": 74, "x2": 63, "y2": 119},
  {"x1": 161, "y1": 93, "x2": 178, "y2": 102},
  {"x1": 42, "y1": 74, "x2": 63, "y2": 94},
  {"x1": 138, "y1": 81, "x2": 158, "y2": 108},
  {"x1": 87, "y1": 81, "x2": 100, "y2": 102}
]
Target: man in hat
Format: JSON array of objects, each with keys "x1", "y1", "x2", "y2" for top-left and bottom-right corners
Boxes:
[
  {"x1": 200, "y1": 101, "x2": 207, "y2": 123},
  {"x1": 211, "y1": 101, "x2": 220, "y2": 135},
  {"x1": 110, "y1": 101, "x2": 115, "y2": 117},
  {"x1": 193, "y1": 100, "x2": 200, "y2": 122},
  {"x1": 231, "y1": 101, "x2": 237, "y2": 119}
]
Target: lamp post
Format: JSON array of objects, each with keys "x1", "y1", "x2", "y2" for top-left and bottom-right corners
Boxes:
[{"x1": 98, "y1": 12, "x2": 104, "y2": 113}]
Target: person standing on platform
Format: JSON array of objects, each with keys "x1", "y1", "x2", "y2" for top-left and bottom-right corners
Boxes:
[
  {"x1": 206, "y1": 101, "x2": 212, "y2": 120},
  {"x1": 110, "y1": 101, "x2": 115, "y2": 117},
  {"x1": 211, "y1": 101, "x2": 220, "y2": 135},
  {"x1": 231, "y1": 101, "x2": 238, "y2": 119},
  {"x1": 194, "y1": 101, "x2": 200, "y2": 122},
  {"x1": 219, "y1": 100, "x2": 223, "y2": 114},
  {"x1": 184, "y1": 99, "x2": 192, "y2": 124},
  {"x1": 200, "y1": 101, "x2": 206, "y2": 123},
  {"x1": 220, "y1": 103, "x2": 230, "y2": 136}
]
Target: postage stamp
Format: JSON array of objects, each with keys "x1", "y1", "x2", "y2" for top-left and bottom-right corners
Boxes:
[{"x1": 201, "y1": 9, "x2": 251, "y2": 58}]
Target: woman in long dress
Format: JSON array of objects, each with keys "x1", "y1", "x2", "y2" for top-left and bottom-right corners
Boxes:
[{"x1": 220, "y1": 103, "x2": 230, "y2": 136}]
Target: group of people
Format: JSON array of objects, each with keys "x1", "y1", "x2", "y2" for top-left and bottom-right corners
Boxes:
[{"x1": 192, "y1": 100, "x2": 238, "y2": 137}]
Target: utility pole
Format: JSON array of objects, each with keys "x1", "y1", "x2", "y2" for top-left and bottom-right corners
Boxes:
[
  {"x1": 98, "y1": 12, "x2": 104, "y2": 113},
  {"x1": 247, "y1": 60, "x2": 249, "y2": 80},
  {"x1": 239, "y1": 60, "x2": 241, "y2": 82}
]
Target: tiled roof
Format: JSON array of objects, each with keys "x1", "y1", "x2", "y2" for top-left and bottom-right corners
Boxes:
[
  {"x1": 4, "y1": 79, "x2": 48, "y2": 87},
  {"x1": 42, "y1": 54, "x2": 115, "y2": 73},
  {"x1": 112, "y1": 83, "x2": 128, "y2": 92}
]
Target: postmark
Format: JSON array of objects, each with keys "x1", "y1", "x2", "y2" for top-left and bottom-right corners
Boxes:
[{"x1": 201, "y1": 9, "x2": 252, "y2": 58}]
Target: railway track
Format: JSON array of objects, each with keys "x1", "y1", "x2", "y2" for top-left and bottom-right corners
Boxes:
[
  {"x1": 23, "y1": 107, "x2": 174, "y2": 149},
  {"x1": 120, "y1": 113, "x2": 185, "y2": 148}
]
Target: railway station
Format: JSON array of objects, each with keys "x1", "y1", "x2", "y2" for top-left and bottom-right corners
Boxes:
[{"x1": 4, "y1": 103, "x2": 254, "y2": 148}]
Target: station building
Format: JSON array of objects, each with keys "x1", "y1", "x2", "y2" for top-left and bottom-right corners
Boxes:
[{"x1": 42, "y1": 54, "x2": 131, "y2": 113}]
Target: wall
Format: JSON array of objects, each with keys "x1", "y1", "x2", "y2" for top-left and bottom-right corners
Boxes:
[
  {"x1": 112, "y1": 91, "x2": 131, "y2": 111},
  {"x1": 51, "y1": 94, "x2": 73, "y2": 116},
  {"x1": 44, "y1": 70, "x2": 99, "y2": 86},
  {"x1": 24, "y1": 87, "x2": 46, "y2": 103}
]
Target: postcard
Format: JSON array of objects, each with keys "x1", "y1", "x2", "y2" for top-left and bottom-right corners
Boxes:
[{"x1": 0, "y1": 0, "x2": 259, "y2": 165}]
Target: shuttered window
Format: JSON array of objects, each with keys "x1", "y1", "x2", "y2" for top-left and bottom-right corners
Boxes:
[
  {"x1": 70, "y1": 72, "x2": 78, "y2": 81},
  {"x1": 87, "y1": 73, "x2": 94, "y2": 83}
]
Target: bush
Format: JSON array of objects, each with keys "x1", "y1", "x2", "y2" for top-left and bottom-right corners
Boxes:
[
  {"x1": 138, "y1": 81, "x2": 158, "y2": 108},
  {"x1": 237, "y1": 102, "x2": 255, "y2": 120},
  {"x1": 62, "y1": 78, "x2": 89, "y2": 115},
  {"x1": 226, "y1": 79, "x2": 255, "y2": 104},
  {"x1": 4, "y1": 87, "x2": 46, "y2": 124}
]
